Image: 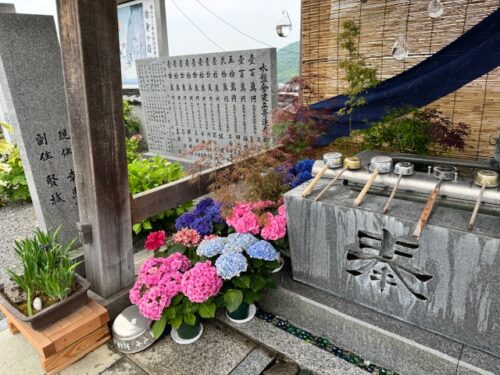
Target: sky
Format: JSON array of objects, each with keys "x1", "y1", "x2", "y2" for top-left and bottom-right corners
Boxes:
[{"x1": 7, "y1": 0, "x2": 301, "y2": 55}]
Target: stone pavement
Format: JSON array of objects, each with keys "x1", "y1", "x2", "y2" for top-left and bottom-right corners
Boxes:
[{"x1": 0, "y1": 319, "x2": 298, "y2": 375}]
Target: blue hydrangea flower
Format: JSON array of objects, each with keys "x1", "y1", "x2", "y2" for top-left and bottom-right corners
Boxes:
[
  {"x1": 175, "y1": 197, "x2": 224, "y2": 236},
  {"x1": 227, "y1": 233, "x2": 258, "y2": 250},
  {"x1": 196, "y1": 237, "x2": 227, "y2": 258},
  {"x1": 175, "y1": 212, "x2": 195, "y2": 231},
  {"x1": 222, "y1": 243, "x2": 245, "y2": 254},
  {"x1": 206, "y1": 203, "x2": 224, "y2": 223},
  {"x1": 295, "y1": 159, "x2": 314, "y2": 173},
  {"x1": 194, "y1": 198, "x2": 215, "y2": 214},
  {"x1": 192, "y1": 216, "x2": 213, "y2": 236},
  {"x1": 291, "y1": 170, "x2": 312, "y2": 187},
  {"x1": 246, "y1": 240, "x2": 279, "y2": 261},
  {"x1": 215, "y1": 252, "x2": 248, "y2": 280}
]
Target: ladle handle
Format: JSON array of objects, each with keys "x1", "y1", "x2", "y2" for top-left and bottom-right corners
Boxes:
[
  {"x1": 302, "y1": 164, "x2": 329, "y2": 198},
  {"x1": 354, "y1": 169, "x2": 379, "y2": 206},
  {"x1": 383, "y1": 174, "x2": 403, "y2": 214},
  {"x1": 467, "y1": 184, "x2": 486, "y2": 231},
  {"x1": 412, "y1": 179, "x2": 443, "y2": 239},
  {"x1": 314, "y1": 168, "x2": 346, "y2": 201}
]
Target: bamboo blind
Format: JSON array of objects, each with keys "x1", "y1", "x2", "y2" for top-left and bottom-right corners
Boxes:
[{"x1": 301, "y1": 0, "x2": 499, "y2": 159}]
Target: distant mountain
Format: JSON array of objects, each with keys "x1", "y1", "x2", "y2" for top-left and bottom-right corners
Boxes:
[{"x1": 277, "y1": 41, "x2": 300, "y2": 84}]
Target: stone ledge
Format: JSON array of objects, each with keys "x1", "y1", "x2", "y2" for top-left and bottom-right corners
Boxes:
[
  {"x1": 258, "y1": 270, "x2": 498, "y2": 375},
  {"x1": 217, "y1": 312, "x2": 365, "y2": 375}
]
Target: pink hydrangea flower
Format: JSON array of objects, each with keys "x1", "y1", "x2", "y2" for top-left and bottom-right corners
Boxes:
[
  {"x1": 173, "y1": 228, "x2": 202, "y2": 247},
  {"x1": 163, "y1": 252, "x2": 191, "y2": 273},
  {"x1": 203, "y1": 234, "x2": 218, "y2": 241},
  {"x1": 131, "y1": 253, "x2": 192, "y2": 320},
  {"x1": 250, "y1": 200, "x2": 276, "y2": 210},
  {"x1": 278, "y1": 204, "x2": 286, "y2": 217},
  {"x1": 226, "y1": 203, "x2": 260, "y2": 234},
  {"x1": 138, "y1": 286, "x2": 171, "y2": 321},
  {"x1": 129, "y1": 280, "x2": 148, "y2": 305},
  {"x1": 145, "y1": 230, "x2": 166, "y2": 251},
  {"x1": 181, "y1": 261, "x2": 223, "y2": 303},
  {"x1": 260, "y1": 212, "x2": 287, "y2": 241}
]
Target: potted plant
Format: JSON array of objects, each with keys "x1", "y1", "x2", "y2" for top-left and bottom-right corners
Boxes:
[
  {"x1": 197, "y1": 233, "x2": 278, "y2": 323},
  {"x1": 0, "y1": 228, "x2": 89, "y2": 330},
  {"x1": 129, "y1": 252, "x2": 223, "y2": 344}
]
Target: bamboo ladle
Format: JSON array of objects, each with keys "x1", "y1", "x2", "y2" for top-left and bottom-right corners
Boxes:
[
  {"x1": 467, "y1": 170, "x2": 499, "y2": 230},
  {"x1": 314, "y1": 157, "x2": 362, "y2": 201},
  {"x1": 301, "y1": 152, "x2": 343, "y2": 198},
  {"x1": 412, "y1": 165, "x2": 456, "y2": 239},
  {"x1": 382, "y1": 162, "x2": 415, "y2": 213},
  {"x1": 354, "y1": 156, "x2": 393, "y2": 207}
]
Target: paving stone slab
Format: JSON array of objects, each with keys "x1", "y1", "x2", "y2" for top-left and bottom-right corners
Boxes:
[
  {"x1": 230, "y1": 346, "x2": 276, "y2": 375},
  {"x1": 127, "y1": 321, "x2": 256, "y2": 375},
  {"x1": 100, "y1": 357, "x2": 148, "y2": 375},
  {"x1": 60, "y1": 343, "x2": 122, "y2": 375},
  {"x1": 0, "y1": 327, "x2": 43, "y2": 374},
  {"x1": 263, "y1": 361, "x2": 299, "y2": 375}
]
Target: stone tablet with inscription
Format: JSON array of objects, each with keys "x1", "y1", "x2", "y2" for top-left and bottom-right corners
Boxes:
[
  {"x1": 0, "y1": 13, "x2": 79, "y2": 244},
  {"x1": 136, "y1": 48, "x2": 277, "y2": 158}
]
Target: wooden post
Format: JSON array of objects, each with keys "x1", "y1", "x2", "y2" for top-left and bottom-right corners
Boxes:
[{"x1": 56, "y1": 0, "x2": 134, "y2": 297}]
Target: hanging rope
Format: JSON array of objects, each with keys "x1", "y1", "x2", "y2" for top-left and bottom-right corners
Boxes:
[
  {"x1": 170, "y1": 0, "x2": 225, "y2": 51},
  {"x1": 193, "y1": 0, "x2": 274, "y2": 48}
]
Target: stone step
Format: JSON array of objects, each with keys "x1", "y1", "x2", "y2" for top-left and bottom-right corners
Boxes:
[
  {"x1": 217, "y1": 312, "x2": 366, "y2": 375},
  {"x1": 229, "y1": 347, "x2": 277, "y2": 375},
  {"x1": 263, "y1": 360, "x2": 299, "y2": 375},
  {"x1": 257, "y1": 268, "x2": 500, "y2": 375}
]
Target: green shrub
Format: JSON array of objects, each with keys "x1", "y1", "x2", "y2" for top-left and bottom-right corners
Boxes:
[
  {"x1": 123, "y1": 100, "x2": 141, "y2": 136},
  {"x1": 128, "y1": 156, "x2": 192, "y2": 234},
  {"x1": 0, "y1": 136, "x2": 30, "y2": 204},
  {"x1": 354, "y1": 107, "x2": 471, "y2": 155},
  {"x1": 126, "y1": 137, "x2": 141, "y2": 163}
]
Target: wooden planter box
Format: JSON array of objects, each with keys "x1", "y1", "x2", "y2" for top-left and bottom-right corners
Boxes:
[{"x1": 0, "y1": 300, "x2": 110, "y2": 374}]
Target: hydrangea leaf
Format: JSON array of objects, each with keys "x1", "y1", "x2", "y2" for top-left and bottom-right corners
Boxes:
[
  {"x1": 152, "y1": 316, "x2": 168, "y2": 338},
  {"x1": 199, "y1": 301, "x2": 217, "y2": 318},
  {"x1": 184, "y1": 313, "x2": 196, "y2": 326},
  {"x1": 224, "y1": 289, "x2": 243, "y2": 313},
  {"x1": 232, "y1": 275, "x2": 251, "y2": 289}
]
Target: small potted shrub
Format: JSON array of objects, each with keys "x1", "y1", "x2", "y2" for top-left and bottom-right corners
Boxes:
[
  {"x1": 129, "y1": 252, "x2": 223, "y2": 344},
  {"x1": 0, "y1": 228, "x2": 89, "y2": 330},
  {"x1": 197, "y1": 233, "x2": 278, "y2": 323}
]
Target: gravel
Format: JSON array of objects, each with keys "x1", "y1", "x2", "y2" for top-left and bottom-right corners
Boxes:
[{"x1": 0, "y1": 202, "x2": 38, "y2": 283}]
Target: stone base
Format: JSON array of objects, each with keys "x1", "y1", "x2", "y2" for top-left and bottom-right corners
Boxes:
[{"x1": 258, "y1": 265, "x2": 499, "y2": 375}]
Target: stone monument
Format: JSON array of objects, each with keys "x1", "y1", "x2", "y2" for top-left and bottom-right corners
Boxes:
[
  {"x1": 0, "y1": 13, "x2": 79, "y2": 244},
  {"x1": 136, "y1": 48, "x2": 277, "y2": 159},
  {"x1": 0, "y1": 3, "x2": 15, "y2": 13}
]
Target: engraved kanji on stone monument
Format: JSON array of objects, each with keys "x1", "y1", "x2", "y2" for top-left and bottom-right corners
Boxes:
[
  {"x1": 0, "y1": 13, "x2": 79, "y2": 244},
  {"x1": 137, "y1": 48, "x2": 277, "y2": 158}
]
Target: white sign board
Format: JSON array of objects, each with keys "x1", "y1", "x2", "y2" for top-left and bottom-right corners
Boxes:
[
  {"x1": 118, "y1": 0, "x2": 161, "y2": 88},
  {"x1": 136, "y1": 48, "x2": 277, "y2": 158}
]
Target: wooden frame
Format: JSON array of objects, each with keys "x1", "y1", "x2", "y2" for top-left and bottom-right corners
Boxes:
[{"x1": 130, "y1": 162, "x2": 231, "y2": 224}]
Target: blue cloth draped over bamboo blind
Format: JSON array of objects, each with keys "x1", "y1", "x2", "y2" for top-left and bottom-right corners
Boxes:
[{"x1": 310, "y1": 8, "x2": 500, "y2": 145}]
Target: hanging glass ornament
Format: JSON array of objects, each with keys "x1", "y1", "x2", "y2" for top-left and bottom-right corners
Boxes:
[
  {"x1": 428, "y1": 0, "x2": 444, "y2": 18},
  {"x1": 392, "y1": 36, "x2": 409, "y2": 61},
  {"x1": 276, "y1": 10, "x2": 292, "y2": 38}
]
